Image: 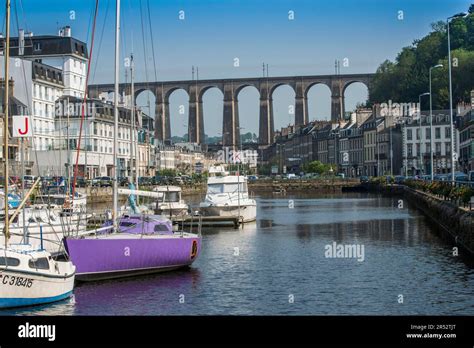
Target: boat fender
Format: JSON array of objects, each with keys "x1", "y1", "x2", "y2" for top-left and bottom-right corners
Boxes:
[{"x1": 190, "y1": 240, "x2": 198, "y2": 259}]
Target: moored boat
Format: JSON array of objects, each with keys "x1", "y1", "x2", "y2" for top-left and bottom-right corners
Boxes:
[
  {"x1": 151, "y1": 185, "x2": 189, "y2": 217},
  {"x1": 63, "y1": 215, "x2": 201, "y2": 281},
  {"x1": 0, "y1": 244, "x2": 75, "y2": 308},
  {"x1": 199, "y1": 166, "x2": 257, "y2": 222}
]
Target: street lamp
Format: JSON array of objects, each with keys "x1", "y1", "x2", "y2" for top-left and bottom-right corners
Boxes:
[
  {"x1": 429, "y1": 64, "x2": 443, "y2": 180},
  {"x1": 418, "y1": 92, "x2": 430, "y2": 175},
  {"x1": 447, "y1": 12, "x2": 468, "y2": 181}
]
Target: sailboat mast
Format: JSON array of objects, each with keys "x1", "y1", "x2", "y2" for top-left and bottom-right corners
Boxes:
[
  {"x1": 130, "y1": 54, "x2": 135, "y2": 187},
  {"x1": 3, "y1": 0, "x2": 11, "y2": 246},
  {"x1": 113, "y1": 0, "x2": 120, "y2": 231}
]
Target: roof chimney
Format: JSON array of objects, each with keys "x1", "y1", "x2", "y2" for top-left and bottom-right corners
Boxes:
[
  {"x1": 64, "y1": 26, "x2": 71, "y2": 37},
  {"x1": 18, "y1": 29, "x2": 24, "y2": 55}
]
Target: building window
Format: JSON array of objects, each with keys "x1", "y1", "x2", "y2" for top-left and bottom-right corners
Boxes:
[
  {"x1": 445, "y1": 143, "x2": 451, "y2": 154},
  {"x1": 435, "y1": 127, "x2": 441, "y2": 139},
  {"x1": 407, "y1": 129, "x2": 412, "y2": 140},
  {"x1": 426, "y1": 128, "x2": 430, "y2": 139},
  {"x1": 445, "y1": 127, "x2": 451, "y2": 138},
  {"x1": 435, "y1": 142, "x2": 441, "y2": 155},
  {"x1": 407, "y1": 144, "x2": 413, "y2": 157}
]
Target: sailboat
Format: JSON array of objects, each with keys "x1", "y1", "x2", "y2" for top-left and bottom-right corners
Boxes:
[
  {"x1": 0, "y1": 0, "x2": 75, "y2": 308},
  {"x1": 63, "y1": 0, "x2": 202, "y2": 281}
]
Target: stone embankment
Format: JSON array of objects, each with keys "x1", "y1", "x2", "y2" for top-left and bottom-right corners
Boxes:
[{"x1": 365, "y1": 183, "x2": 474, "y2": 256}]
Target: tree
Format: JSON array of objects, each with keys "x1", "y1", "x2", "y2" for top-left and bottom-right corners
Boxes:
[
  {"x1": 369, "y1": 9, "x2": 474, "y2": 109},
  {"x1": 303, "y1": 161, "x2": 332, "y2": 175}
]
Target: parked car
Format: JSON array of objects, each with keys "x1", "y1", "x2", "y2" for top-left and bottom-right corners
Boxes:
[
  {"x1": 118, "y1": 177, "x2": 130, "y2": 187},
  {"x1": 138, "y1": 177, "x2": 152, "y2": 186},
  {"x1": 71, "y1": 176, "x2": 87, "y2": 188},
  {"x1": 434, "y1": 174, "x2": 449, "y2": 182},
  {"x1": 247, "y1": 175, "x2": 258, "y2": 182},
  {"x1": 23, "y1": 175, "x2": 36, "y2": 187},
  {"x1": 394, "y1": 176, "x2": 406, "y2": 184},
  {"x1": 92, "y1": 176, "x2": 112, "y2": 187},
  {"x1": 455, "y1": 173, "x2": 468, "y2": 182},
  {"x1": 469, "y1": 170, "x2": 474, "y2": 182},
  {"x1": 359, "y1": 176, "x2": 369, "y2": 183}
]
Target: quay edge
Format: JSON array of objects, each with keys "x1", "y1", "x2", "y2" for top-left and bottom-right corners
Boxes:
[{"x1": 363, "y1": 183, "x2": 474, "y2": 257}]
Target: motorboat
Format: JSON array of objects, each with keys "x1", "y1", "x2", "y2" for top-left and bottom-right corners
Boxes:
[
  {"x1": 199, "y1": 166, "x2": 257, "y2": 222},
  {"x1": 150, "y1": 186, "x2": 189, "y2": 218}
]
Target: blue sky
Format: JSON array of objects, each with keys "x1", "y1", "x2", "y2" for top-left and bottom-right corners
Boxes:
[{"x1": 6, "y1": 0, "x2": 471, "y2": 137}]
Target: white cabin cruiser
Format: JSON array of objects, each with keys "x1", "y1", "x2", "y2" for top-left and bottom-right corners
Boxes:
[
  {"x1": 199, "y1": 166, "x2": 256, "y2": 222},
  {"x1": 151, "y1": 186, "x2": 189, "y2": 218}
]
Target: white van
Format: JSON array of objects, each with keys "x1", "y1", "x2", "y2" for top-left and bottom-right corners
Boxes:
[{"x1": 23, "y1": 175, "x2": 36, "y2": 187}]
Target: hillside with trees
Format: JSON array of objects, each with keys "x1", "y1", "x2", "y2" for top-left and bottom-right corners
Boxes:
[{"x1": 369, "y1": 5, "x2": 474, "y2": 110}]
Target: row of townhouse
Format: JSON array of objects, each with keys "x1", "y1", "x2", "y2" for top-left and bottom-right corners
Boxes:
[
  {"x1": 32, "y1": 96, "x2": 156, "y2": 179},
  {"x1": 155, "y1": 142, "x2": 216, "y2": 174},
  {"x1": 263, "y1": 103, "x2": 474, "y2": 177}
]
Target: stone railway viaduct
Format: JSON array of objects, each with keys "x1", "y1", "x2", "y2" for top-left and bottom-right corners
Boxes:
[{"x1": 88, "y1": 73, "x2": 373, "y2": 147}]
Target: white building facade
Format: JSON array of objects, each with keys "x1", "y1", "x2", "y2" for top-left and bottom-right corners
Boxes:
[{"x1": 402, "y1": 112, "x2": 459, "y2": 175}]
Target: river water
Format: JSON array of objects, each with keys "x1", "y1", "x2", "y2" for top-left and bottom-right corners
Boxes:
[{"x1": 4, "y1": 192, "x2": 474, "y2": 315}]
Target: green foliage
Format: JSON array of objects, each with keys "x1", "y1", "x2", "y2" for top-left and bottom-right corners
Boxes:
[
  {"x1": 369, "y1": 10, "x2": 474, "y2": 109},
  {"x1": 303, "y1": 161, "x2": 333, "y2": 175},
  {"x1": 157, "y1": 169, "x2": 177, "y2": 177},
  {"x1": 404, "y1": 179, "x2": 474, "y2": 206}
]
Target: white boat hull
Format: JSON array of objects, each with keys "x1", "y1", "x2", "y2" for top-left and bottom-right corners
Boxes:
[
  {"x1": 199, "y1": 203, "x2": 257, "y2": 222},
  {"x1": 0, "y1": 269, "x2": 75, "y2": 308}
]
